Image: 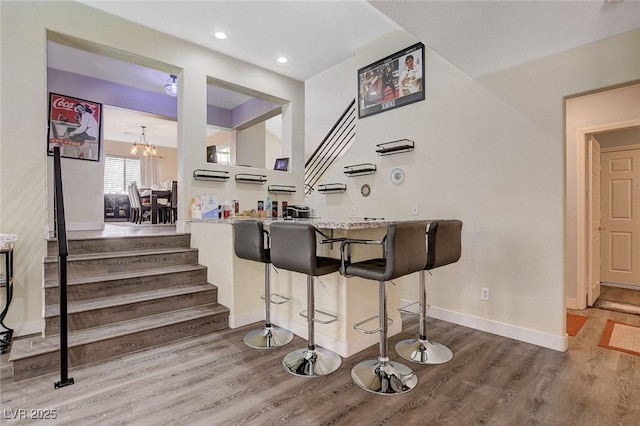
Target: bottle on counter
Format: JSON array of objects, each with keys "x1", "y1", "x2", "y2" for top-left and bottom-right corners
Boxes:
[
  {"x1": 266, "y1": 197, "x2": 272, "y2": 217},
  {"x1": 223, "y1": 201, "x2": 231, "y2": 219}
]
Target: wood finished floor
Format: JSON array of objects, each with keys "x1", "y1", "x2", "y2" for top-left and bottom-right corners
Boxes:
[{"x1": 2, "y1": 307, "x2": 640, "y2": 425}]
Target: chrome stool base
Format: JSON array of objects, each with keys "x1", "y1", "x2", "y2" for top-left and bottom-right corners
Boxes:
[
  {"x1": 351, "y1": 359, "x2": 417, "y2": 395},
  {"x1": 395, "y1": 338, "x2": 453, "y2": 365},
  {"x1": 244, "y1": 325, "x2": 294, "y2": 349},
  {"x1": 283, "y1": 347, "x2": 342, "y2": 377}
]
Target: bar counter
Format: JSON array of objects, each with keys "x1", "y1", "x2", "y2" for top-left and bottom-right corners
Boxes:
[{"x1": 187, "y1": 217, "x2": 430, "y2": 357}]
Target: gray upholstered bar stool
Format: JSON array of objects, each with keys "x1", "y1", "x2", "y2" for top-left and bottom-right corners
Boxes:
[
  {"x1": 269, "y1": 222, "x2": 342, "y2": 377},
  {"x1": 340, "y1": 222, "x2": 427, "y2": 395},
  {"x1": 395, "y1": 219, "x2": 462, "y2": 364},
  {"x1": 233, "y1": 220, "x2": 294, "y2": 349}
]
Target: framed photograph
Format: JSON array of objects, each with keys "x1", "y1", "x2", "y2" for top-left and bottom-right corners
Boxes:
[
  {"x1": 47, "y1": 93, "x2": 102, "y2": 161},
  {"x1": 274, "y1": 157, "x2": 289, "y2": 171},
  {"x1": 357, "y1": 42, "x2": 425, "y2": 119},
  {"x1": 207, "y1": 145, "x2": 218, "y2": 163}
]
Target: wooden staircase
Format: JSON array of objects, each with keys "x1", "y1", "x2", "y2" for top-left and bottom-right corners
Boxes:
[{"x1": 8, "y1": 231, "x2": 229, "y2": 382}]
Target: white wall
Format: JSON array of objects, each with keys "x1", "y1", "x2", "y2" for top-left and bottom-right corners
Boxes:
[
  {"x1": 305, "y1": 29, "x2": 640, "y2": 351},
  {"x1": 0, "y1": 1, "x2": 304, "y2": 335},
  {"x1": 304, "y1": 59, "x2": 356, "y2": 160}
]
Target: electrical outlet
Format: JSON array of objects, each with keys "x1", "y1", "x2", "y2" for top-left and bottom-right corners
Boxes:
[
  {"x1": 481, "y1": 287, "x2": 490, "y2": 301},
  {"x1": 411, "y1": 204, "x2": 419, "y2": 216}
]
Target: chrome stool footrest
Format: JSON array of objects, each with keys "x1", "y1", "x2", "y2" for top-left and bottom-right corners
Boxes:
[
  {"x1": 299, "y1": 309, "x2": 338, "y2": 325},
  {"x1": 282, "y1": 347, "x2": 342, "y2": 377},
  {"x1": 261, "y1": 292, "x2": 290, "y2": 305},
  {"x1": 397, "y1": 300, "x2": 422, "y2": 315},
  {"x1": 244, "y1": 325, "x2": 294, "y2": 349},
  {"x1": 353, "y1": 315, "x2": 394, "y2": 334},
  {"x1": 351, "y1": 359, "x2": 417, "y2": 395}
]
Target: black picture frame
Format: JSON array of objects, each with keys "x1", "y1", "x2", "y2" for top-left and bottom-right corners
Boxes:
[
  {"x1": 274, "y1": 157, "x2": 289, "y2": 171},
  {"x1": 207, "y1": 145, "x2": 218, "y2": 163},
  {"x1": 357, "y1": 42, "x2": 425, "y2": 119},
  {"x1": 47, "y1": 92, "x2": 102, "y2": 161}
]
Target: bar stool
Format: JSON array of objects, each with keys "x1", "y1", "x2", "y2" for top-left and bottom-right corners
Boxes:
[
  {"x1": 395, "y1": 220, "x2": 462, "y2": 364},
  {"x1": 340, "y1": 222, "x2": 427, "y2": 395},
  {"x1": 270, "y1": 222, "x2": 342, "y2": 377},
  {"x1": 233, "y1": 220, "x2": 294, "y2": 349}
]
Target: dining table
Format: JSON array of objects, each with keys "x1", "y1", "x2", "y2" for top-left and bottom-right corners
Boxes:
[{"x1": 140, "y1": 189, "x2": 171, "y2": 224}]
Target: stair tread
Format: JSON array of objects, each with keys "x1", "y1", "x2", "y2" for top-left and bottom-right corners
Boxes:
[
  {"x1": 43, "y1": 247, "x2": 199, "y2": 263},
  {"x1": 45, "y1": 282, "x2": 219, "y2": 317},
  {"x1": 43, "y1": 264, "x2": 207, "y2": 288},
  {"x1": 9, "y1": 304, "x2": 229, "y2": 361},
  {"x1": 47, "y1": 232, "x2": 191, "y2": 243}
]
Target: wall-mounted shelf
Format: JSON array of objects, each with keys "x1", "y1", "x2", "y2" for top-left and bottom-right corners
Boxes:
[
  {"x1": 235, "y1": 173, "x2": 267, "y2": 184},
  {"x1": 268, "y1": 185, "x2": 296, "y2": 194},
  {"x1": 344, "y1": 163, "x2": 377, "y2": 177},
  {"x1": 375, "y1": 139, "x2": 415, "y2": 156},
  {"x1": 193, "y1": 169, "x2": 230, "y2": 182},
  {"x1": 317, "y1": 183, "x2": 347, "y2": 194}
]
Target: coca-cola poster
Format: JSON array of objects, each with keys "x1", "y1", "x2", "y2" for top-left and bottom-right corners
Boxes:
[{"x1": 48, "y1": 93, "x2": 102, "y2": 161}]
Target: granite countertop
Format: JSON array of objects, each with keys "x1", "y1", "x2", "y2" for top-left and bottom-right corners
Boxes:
[{"x1": 188, "y1": 217, "x2": 432, "y2": 230}]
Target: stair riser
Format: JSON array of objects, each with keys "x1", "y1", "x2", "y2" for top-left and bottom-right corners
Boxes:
[
  {"x1": 45, "y1": 268, "x2": 208, "y2": 304},
  {"x1": 47, "y1": 234, "x2": 191, "y2": 256},
  {"x1": 45, "y1": 288, "x2": 218, "y2": 335},
  {"x1": 44, "y1": 250, "x2": 199, "y2": 280},
  {"x1": 12, "y1": 312, "x2": 229, "y2": 382}
]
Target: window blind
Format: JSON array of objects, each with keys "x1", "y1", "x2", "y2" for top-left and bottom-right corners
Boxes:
[{"x1": 104, "y1": 155, "x2": 141, "y2": 194}]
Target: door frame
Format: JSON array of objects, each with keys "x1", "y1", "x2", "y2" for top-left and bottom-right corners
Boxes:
[
  {"x1": 577, "y1": 119, "x2": 640, "y2": 309},
  {"x1": 586, "y1": 136, "x2": 600, "y2": 306}
]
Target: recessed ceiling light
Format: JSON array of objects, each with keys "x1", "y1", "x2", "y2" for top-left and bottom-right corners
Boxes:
[
  {"x1": 277, "y1": 56, "x2": 288, "y2": 64},
  {"x1": 214, "y1": 32, "x2": 227, "y2": 40}
]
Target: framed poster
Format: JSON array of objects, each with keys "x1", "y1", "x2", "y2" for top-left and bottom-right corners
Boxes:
[
  {"x1": 47, "y1": 93, "x2": 102, "y2": 161},
  {"x1": 357, "y1": 42, "x2": 425, "y2": 119},
  {"x1": 274, "y1": 157, "x2": 289, "y2": 171},
  {"x1": 207, "y1": 145, "x2": 218, "y2": 163}
]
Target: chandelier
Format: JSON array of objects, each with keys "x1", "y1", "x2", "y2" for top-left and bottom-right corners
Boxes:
[{"x1": 129, "y1": 125, "x2": 157, "y2": 157}]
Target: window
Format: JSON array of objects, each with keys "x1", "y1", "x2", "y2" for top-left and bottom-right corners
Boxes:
[
  {"x1": 104, "y1": 155, "x2": 141, "y2": 194},
  {"x1": 216, "y1": 144, "x2": 231, "y2": 165}
]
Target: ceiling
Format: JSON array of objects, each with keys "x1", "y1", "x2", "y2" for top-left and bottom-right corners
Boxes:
[
  {"x1": 62, "y1": 0, "x2": 640, "y2": 146},
  {"x1": 78, "y1": 0, "x2": 640, "y2": 81},
  {"x1": 594, "y1": 126, "x2": 640, "y2": 148}
]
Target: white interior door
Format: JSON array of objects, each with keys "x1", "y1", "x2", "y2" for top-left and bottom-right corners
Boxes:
[
  {"x1": 587, "y1": 138, "x2": 601, "y2": 306},
  {"x1": 600, "y1": 147, "x2": 640, "y2": 287}
]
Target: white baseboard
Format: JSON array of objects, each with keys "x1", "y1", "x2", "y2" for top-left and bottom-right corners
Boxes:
[
  {"x1": 408, "y1": 300, "x2": 568, "y2": 352},
  {"x1": 565, "y1": 297, "x2": 578, "y2": 310},
  {"x1": 228, "y1": 310, "x2": 264, "y2": 330},
  {"x1": 270, "y1": 312, "x2": 402, "y2": 358},
  {"x1": 229, "y1": 309, "x2": 401, "y2": 358}
]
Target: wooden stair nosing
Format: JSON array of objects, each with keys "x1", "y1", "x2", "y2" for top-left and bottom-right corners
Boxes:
[
  {"x1": 43, "y1": 250, "x2": 201, "y2": 280},
  {"x1": 9, "y1": 303, "x2": 230, "y2": 362},
  {"x1": 10, "y1": 306, "x2": 230, "y2": 382},
  {"x1": 44, "y1": 282, "x2": 219, "y2": 318},
  {"x1": 46, "y1": 234, "x2": 193, "y2": 256},
  {"x1": 43, "y1": 264, "x2": 208, "y2": 288},
  {"x1": 43, "y1": 247, "x2": 200, "y2": 264}
]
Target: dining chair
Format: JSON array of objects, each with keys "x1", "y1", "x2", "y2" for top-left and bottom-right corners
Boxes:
[
  {"x1": 161, "y1": 181, "x2": 178, "y2": 224},
  {"x1": 130, "y1": 182, "x2": 151, "y2": 224}
]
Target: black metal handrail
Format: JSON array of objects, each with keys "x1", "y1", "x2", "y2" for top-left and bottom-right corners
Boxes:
[
  {"x1": 52, "y1": 147, "x2": 74, "y2": 389},
  {"x1": 304, "y1": 99, "x2": 356, "y2": 196}
]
